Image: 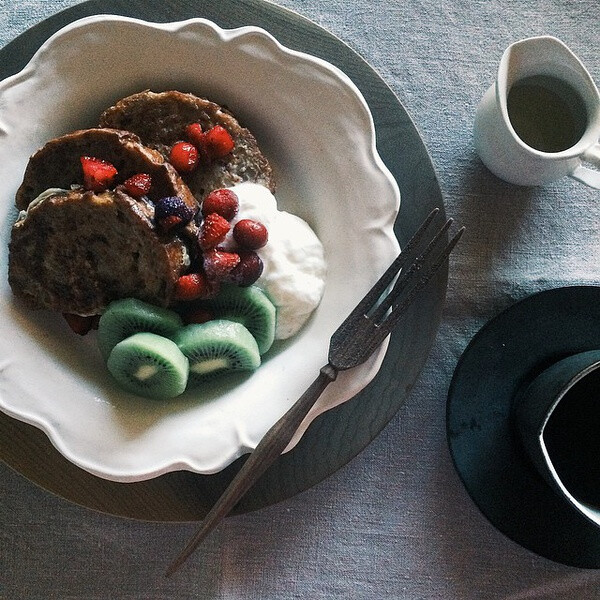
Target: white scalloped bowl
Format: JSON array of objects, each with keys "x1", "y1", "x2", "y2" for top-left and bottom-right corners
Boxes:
[{"x1": 0, "y1": 15, "x2": 400, "y2": 481}]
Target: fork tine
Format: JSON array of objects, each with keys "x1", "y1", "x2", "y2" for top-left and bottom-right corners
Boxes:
[
  {"x1": 365, "y1": 226, "x2": 465, "y2": 355},
  {"x1": 341, "y1": 208, "x2": 440, "y2": 327},
  {"x1": 369, "y1": 217, "x2": 454, "y2": 324}
]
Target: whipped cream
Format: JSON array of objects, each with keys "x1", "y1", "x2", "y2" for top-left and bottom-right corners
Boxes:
[{"x1": 223, "y1": 183, "x2": 326, "y2": 339}]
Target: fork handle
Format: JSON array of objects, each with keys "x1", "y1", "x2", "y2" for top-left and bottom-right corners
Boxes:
[{"x1": 166, "y1": 364, "x2": 338, "y2": 576}]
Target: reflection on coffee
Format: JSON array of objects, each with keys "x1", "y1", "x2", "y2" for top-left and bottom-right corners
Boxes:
[
  {"x1": 543, "y1": 368, "x2": 600, "y2": 509},
  {"x1": 507, "y1": 75, "x2": 588, "y2": 153}
]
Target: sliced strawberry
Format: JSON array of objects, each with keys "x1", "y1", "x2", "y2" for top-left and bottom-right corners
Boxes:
[
  {"x1": 227, "y1": 250, "x2": 264, "y2": 287},
  {"x1": 199, "y1": 213, "x2": 230, "y2": 250},
  {"x1": 185, "y1": 122, "x2": 206, "y2": 148},
  {"x1": 80, "y1": 156, "x2": 118, "y2": 192},
  {"x1": 62, "y1": 312, "x2": 97, "y2": 336},
  {"x1": 203, "y1": 249, "x2": 240, "y2": 281},
  {"x1": 204, "y1": 126, "x2": 235, "y2": 158},
  {"x1": 169, "y1": 141, "x2": 199, "y2": 173},
  {"x1": 233, "y1": 219, "x2": 268, "y2": 250},
  {"x1": 123, "y1": 173, "x2": 152, "y2": 198},
  {"x1": 174, "y1": 273, "x2": 210, "y2": 301},
  {"x1": 201, "y1": 188, "x2": 239, "y2": 221}
]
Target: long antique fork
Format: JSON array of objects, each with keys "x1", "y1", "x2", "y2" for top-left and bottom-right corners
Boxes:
[{"x1": 166, "y1": 208, "x2": 464, "y2": 576}]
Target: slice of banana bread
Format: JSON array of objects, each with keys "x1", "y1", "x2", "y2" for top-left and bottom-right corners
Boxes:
[
  {"x1": 9, "y1": 188, "x2": 187, "y2": 315},
  {"x1": 15, "y1": 127, "x2": 196, "y2": 211},
  {"x1": 99, "y1": 90, "x2": 275, "y2": 200}
]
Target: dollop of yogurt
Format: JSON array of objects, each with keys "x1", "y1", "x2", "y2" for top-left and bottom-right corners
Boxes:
[{"x1": 223, "y1": 183, "x2": 326, "y2": 339}]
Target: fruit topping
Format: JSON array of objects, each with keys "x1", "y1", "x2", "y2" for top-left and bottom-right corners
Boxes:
[
  {"x1": 107, "y1": 332, "x2": 189, "y2": 400},
  {"x1": 175, "y1": 273, "x2": 211, "y2": 302},
  {"x1": 97, "y1": 298, "x2": 183, "y2": 359},
  {"x1": 155, "y1": 196, "x2": 196, "y2": 231},
  {"x1": 233, "y1": 219, "x2": 268, "y2": 250},
  {"x1": 203, "y1": 249, "x2": 240, "y2": 281},
  {"x1": 63, "y1": 313, "x2": 98, "y2": 336},
  {"x1": 174, "y1": 319, "x2": 260, "y2": 384},
  {"x1": 201, "y1": 285, "x2": 276, "y2": 355},
  {"x1": 169, "y1": 141, "x2": 199, "y2": 173},
  {"x1": 227, "y1": 250, "x2": 264, "y2": 287},
  {"x1": 201, "y1": 188, "x2": 239, "y2": 221},
  {"x1": 185, "y1": 122, "x2": 206, "y2": 148},
  {"x1": 80, "y1": 156, "x2": 118, "y2": 191},
  {"x1": 199, "y1": 212, "x2": 230, "y2": 250},
  {"x1": 203, "y1": 125, "x2": 235, "y2": 158},
  {"x1": 123, "y1": 173, "x2": 152, "y2": 198}
]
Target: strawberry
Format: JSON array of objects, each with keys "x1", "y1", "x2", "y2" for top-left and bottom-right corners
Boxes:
[
  {"x1": 201, "y1": 188, "x2": 239, "y2": 221},
  {"x1": 183, "y1": 306, "x2": 214, "y2": 325},
  {"x1": 62, "y1": 313, "x2": 97, "y2": 336},
  {"x1": 123, "y1": 173, "x2": 152, "y2": 198},
  {"x1": 233, "y1": 219, "x2": 268, "y2": 250},
  {"x1": 185, "y1": 122, "x2": 206, "y2": 148},
  {"x1": 204, "y1": 126, "x2": 235, "y2": 158},
  {"x1": 203, "y1": 249, "x2": 240, "y2": 281},
  {"x1": 174, "y1": 273, "x2": 210, "y2": 301},
  {"x1": 169, "y1": 141, "x2": 199, "y2": 173},
  {"x1": 80, "y1": 156, "x2": 118, "y2": 192},
  {"x1": 199, "y1": 213, "x2": 230, "y2": 250},
  {"x1": 227, "y1": 250, "x2": 264, "y2": 287}
]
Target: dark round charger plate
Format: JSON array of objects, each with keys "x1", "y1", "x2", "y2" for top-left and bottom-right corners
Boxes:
[
  {"x1": 447, "y1": 286, "x2": 600, "y2": 568},
  {"x1": 0, "y1": 0, "x2": 447, "y2": 522}
]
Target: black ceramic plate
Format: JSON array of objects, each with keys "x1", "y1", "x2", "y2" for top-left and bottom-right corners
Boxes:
[
  {"x1": 0, "y1": 0, "x2": 446, "y2": 519},
  {"x1": 448, "y1": 286, "x2": 600, "y2": 568}
]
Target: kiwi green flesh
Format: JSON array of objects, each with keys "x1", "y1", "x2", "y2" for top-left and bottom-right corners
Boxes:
[
  {"x1": 98, "y1": 298, "x2": 183, "y2": 359},
  {"x1": 202, "y1": 285, "x2": 276, "y2": 355},
  {"x1": 175, "y1": 319, "x2": 260, "y2": 384},
  {"x1": 107, "y1": 332, "x2": 189, "y2": 400}
]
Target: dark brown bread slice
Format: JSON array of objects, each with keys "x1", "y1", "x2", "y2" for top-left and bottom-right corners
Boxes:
[
  {"x1": 9, "y1": 188, "x2": 187, "y2": 315},
  {"x1": 15, "y1": 128, "x2": 196, "y2": 211},
  {"x1": 98, "y1": 90, "x2": 275, "y2": 200}
]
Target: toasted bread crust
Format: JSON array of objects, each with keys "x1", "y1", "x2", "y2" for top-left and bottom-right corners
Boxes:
[
  {"x1": 15, "y1": 128, "x2": 196, "y2": 212},
  {"x1": 99, "y1": 91, "x2": 276, "y2": 200},
  {"x1": 9, "y1": 189, "x2": 187, "y2": 315}
]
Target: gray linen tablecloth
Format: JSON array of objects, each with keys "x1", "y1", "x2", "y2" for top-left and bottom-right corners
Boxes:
[{"x1": 2, "y1": 0, "x2": 600, "y2": 598}]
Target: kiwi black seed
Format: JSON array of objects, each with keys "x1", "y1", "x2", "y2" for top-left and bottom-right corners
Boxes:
[
  {"x1": 175, "y1": 319, "x2": 261, "y2": 385},
  {"x1": 97, "y1": 298, "x2": 183, "y2": 359},
  {"x1": 201, "y1": 285, "x2": 276, "y2": 354},
  {"x1": 107, "y1": 332, "x2": 189, "y2": 400}
]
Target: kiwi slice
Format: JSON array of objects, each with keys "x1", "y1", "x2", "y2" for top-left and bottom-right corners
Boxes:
[
  {"x1": 203, "y1": 285, "x2": 276, "y2": 354},
  {"x1": 175, "y1": 319, "x2": 261, "y2": 385},
  {"x1": 107, "y1": 332, "x2": 189, "y2": 400},
  {"x1": 97, "y1": 298, "x2": 183, "y2": 359}
]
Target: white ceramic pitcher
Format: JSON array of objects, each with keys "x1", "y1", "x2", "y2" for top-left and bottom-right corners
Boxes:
[{"x1": 474, "y1": 36, "x2": 600, "y2": 188}]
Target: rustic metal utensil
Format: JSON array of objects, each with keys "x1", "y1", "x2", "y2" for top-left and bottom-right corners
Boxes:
[{"x1": 167, "y1": 208, "x2": 463, "y2": 576}]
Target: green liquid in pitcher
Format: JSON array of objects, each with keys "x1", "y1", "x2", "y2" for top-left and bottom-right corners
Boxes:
[{"x1": 507, "y1": 75, "x2": 588, "y2": 153}]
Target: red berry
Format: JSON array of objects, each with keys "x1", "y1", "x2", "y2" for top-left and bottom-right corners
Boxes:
[
  {"x1": 202, "y1": 189, "x2": 239, "y2": 221},
  {"x1": 227, "y1": 250, "x2": 264, "y2": 287},
  {"x1": 175, "y1": 273, "x2": 209, "y2": 301},
  {"x1": 184, "y1": 306, "x2": 214, "y2": 325},
  {"x1": 169, "y1": 141, "x2": 199, "y2": 173},
  {"x1": 158, "y1": 214, "x2": 184, "y2": 231},
  {"x1": 204, "y1": 126, "x2": 235, "y2": 158},
  {"x1": 62, "y1": 313, "x2": 97, "y2": 336},
  {"x1": 80, "y1": 156, "x2": 118, "y2": 192},
  {"x1": 203, "y1": 249, "x2": 240, "y2": 281},
  {"x1": 233, "y1": 219, "x2": 268, "y2": 250},
  {"x1": 185, "y1": 122, "x2": 206, "y2": 148},
  {"x1": 199, "y1": 213, "x2": 231, "y2": 250},
  {"x1": 123, "y1": 173, "x2": 152, "y2": 198}
]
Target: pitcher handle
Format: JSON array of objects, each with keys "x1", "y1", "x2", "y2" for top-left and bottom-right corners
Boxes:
[{"x1": 570, "y1": 143, "x2": 600, "y2": 189}]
